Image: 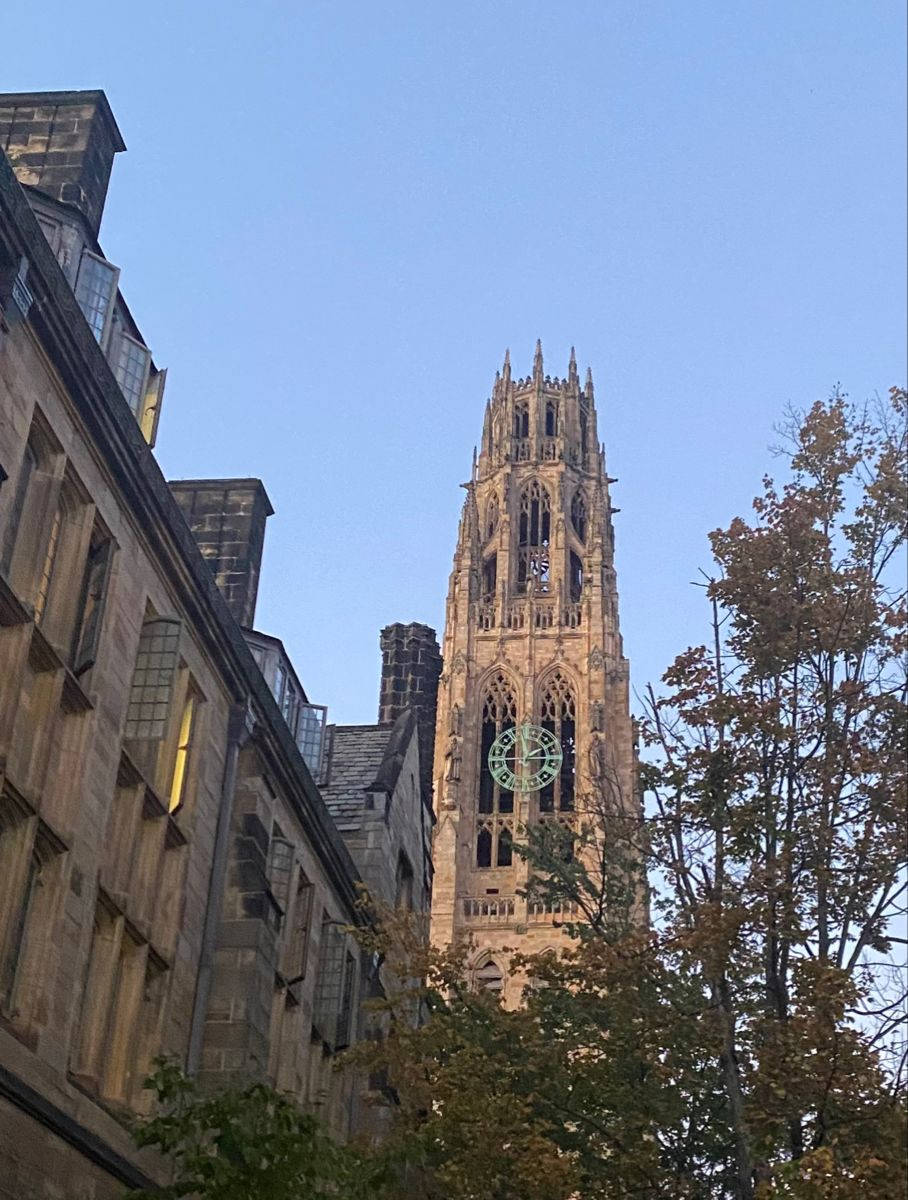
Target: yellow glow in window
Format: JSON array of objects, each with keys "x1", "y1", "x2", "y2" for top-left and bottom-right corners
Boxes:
[{"x1": 169, "y1": 694, "x2": 196, "y2": 812}]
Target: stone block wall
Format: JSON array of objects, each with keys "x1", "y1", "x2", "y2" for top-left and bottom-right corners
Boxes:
[
  {"x1": 0, "y1": 91, "x2": 125, "y2": 238},
  {"x1": 169, "y1": 479, "x2": 273, "y2": 629},
  {"x1": 378, "y1": 622, "x2": 441, "y2": 799}
]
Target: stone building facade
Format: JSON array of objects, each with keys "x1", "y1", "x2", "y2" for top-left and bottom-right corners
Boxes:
[
  {"x1": 0, "y1": 89, "x2": 429, "y2": 1196},
  {"x1": 429, "y1": 343, "x2": 637, "y2": 1004}
]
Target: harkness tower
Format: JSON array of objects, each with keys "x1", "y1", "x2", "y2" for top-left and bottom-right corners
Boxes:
[{"x1": 429, "y1": 344, "x2": 636, "y2": 1003}]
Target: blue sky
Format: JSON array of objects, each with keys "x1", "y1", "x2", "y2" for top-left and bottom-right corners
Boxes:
[{"x1": 6, "y1": 1, "x2": 906, "y2": 724}]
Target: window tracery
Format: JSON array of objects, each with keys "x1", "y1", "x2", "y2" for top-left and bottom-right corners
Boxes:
[
  {"x1": 475, "y1": 957, "x2": 504, "y2": 995},
  {"x1": 537, "y1": 671, "x2": 576, "y2": 814},
  {"x1": 477, "y1": 672, "x2": 517, "y2": 867},
  {"x1": 516, "y1": 482, "x2": 551, "y2": 593}
]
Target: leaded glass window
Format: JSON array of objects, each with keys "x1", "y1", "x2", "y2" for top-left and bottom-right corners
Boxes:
[
  {"x1": 74, "y1": 251, "x2": 117, "y2": 343},
  {"x1": 114, "y1": 334, "x2": 151, "y2": 416},
  {"x1": 124, "y1": 617, "x2": 181, "y2": 742},
  {"x1": 297, "y1": 704, "x2": 327, "y2": 777}
]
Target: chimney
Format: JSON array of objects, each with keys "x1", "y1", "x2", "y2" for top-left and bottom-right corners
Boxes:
[
  {"x1": 169, "y1": 479, "x2": 273, "y2": 629},
  {"x1": 0, "y1": 90, "x2": 126, "y2": 238},
  {"x1": 379, "y1": 622, "x2": 442, "y2": 802}
]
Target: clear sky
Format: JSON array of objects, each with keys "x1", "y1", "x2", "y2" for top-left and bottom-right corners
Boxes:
[{"x1": 6, "y1": 1, "x2": 906, "y2": 724}]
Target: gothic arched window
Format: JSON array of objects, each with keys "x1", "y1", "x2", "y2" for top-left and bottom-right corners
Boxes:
[
  {"x1": 485, "y1": 495, "x2": 499, "y2": 541},
  {"x1": 538, "y1": 671, "x2": 576, "y2": 814},
  {"x1": 571, "y1": 490, "x2": 587, "y2": 543},
  {"x1": 478, "y1": 673, "x2": 516, "y2": 817},
  {"x1": 545, "y1": 400, "x2": 558, "y2": 437},
  {"x1": 516, "y1": 482, "x2": 551, "y2": 594},
  {"x1": 513, "y1": 401, "x2": 529, "y2": 439},
  {"x1": 476, "y1": 958, "x2": 504, "y2": 995},
  {"x1": 477, "y1": 673, "x2": 517, "y2": 868},
  {"x1": 579, "y1": 406, "x2": 589, "y2": 460}
]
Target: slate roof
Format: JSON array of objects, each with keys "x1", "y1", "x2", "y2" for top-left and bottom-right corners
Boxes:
[
  {"x1": 320, "y1": 725, "x2": 393, "y2": 833},
  {"x1": 320, "y1": 710, "x2": 418, "y2": 834}
]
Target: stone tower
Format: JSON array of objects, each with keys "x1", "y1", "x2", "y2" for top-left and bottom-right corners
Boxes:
[{"x1": 430, "y1": 343, "x2": 636, "y2": 1003}]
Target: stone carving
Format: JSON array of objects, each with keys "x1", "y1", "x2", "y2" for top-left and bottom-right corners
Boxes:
[
  {"x1": 443, "y1": 733, "x2": 462, "y2": 782},
  {"x1": 588, "y1": 645, "x2": 604, "y2": 671},
  {"x1": 588, "y1": 729, "x2": 607, "y2": 783}
]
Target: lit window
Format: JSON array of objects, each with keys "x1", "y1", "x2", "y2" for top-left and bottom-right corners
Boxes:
[
  {"x1": 169, "y1": 693, "x2": 196, "y2": 812},
  {"x1": 114, "y1": 334, "x2": 151, "y2": 416},
  {"x1": 74, "y1": 252, "x2": 117, "y2": 343}
]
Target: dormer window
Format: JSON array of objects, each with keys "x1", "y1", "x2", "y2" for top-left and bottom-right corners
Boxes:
[
  {"x1": 74, "y1": 250, "x2": 118, "y2": 345},
  {"x1": 113, "y1": 333, "x2": 152, "y2": 417}
]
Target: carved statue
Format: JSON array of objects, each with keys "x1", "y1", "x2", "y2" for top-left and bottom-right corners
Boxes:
[
  {"x1": 588, "y1": 730, "x2": 607, "y2": 783},
  {"x1": 444, "y1": 733, "x2": 462, "y2": 782},
  {"x1": 449, "y1": 703, "x2": 462, "y2": 736}
]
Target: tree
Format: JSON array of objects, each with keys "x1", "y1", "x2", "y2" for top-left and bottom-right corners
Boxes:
[
  {"x1": 642, "y1": 388, "x2": 907, "y2": 1196},
  {"x1": 124, "y1": 1059, "x2": 382, "y2": 1200},
  {"x1": 358, "y1": 388, "x2": 907, "y2": 1200}
]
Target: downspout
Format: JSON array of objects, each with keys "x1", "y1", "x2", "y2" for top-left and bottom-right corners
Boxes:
[{"x1": 186, "y1": 699, "x2": 251, "y2": 1074}]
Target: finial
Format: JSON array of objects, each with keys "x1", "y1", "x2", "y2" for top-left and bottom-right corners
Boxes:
[
  {"x1": 502, "y1": 348, "x2": 511, "y2": 385},
  {"x1": 584, "y1": 366, "x2": 594, "y2": 398},
  {"x1": 568, "y1": 346, "x2": 578, "y2": 385},
  {"x1": 533, "y1": 339, "x2": 544, "y2": 382}
]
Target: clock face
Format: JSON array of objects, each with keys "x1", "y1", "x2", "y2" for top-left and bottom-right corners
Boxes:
[{"x1": 488, "y1": 722, "x2": 562, "y2": 793}]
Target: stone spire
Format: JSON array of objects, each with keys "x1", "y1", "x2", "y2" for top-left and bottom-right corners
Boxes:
[{"x1": 533, "y1": 338, "x2": 544, "y2": 384}]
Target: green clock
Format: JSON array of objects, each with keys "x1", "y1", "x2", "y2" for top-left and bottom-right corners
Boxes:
[{"x1": 488, "y1": 722, "x2": 562, "y2": 792}]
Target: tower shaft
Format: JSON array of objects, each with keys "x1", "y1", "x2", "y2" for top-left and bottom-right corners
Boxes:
[{"x1": 430, "y1": 347, "x2": 636, "y2": 1003}]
